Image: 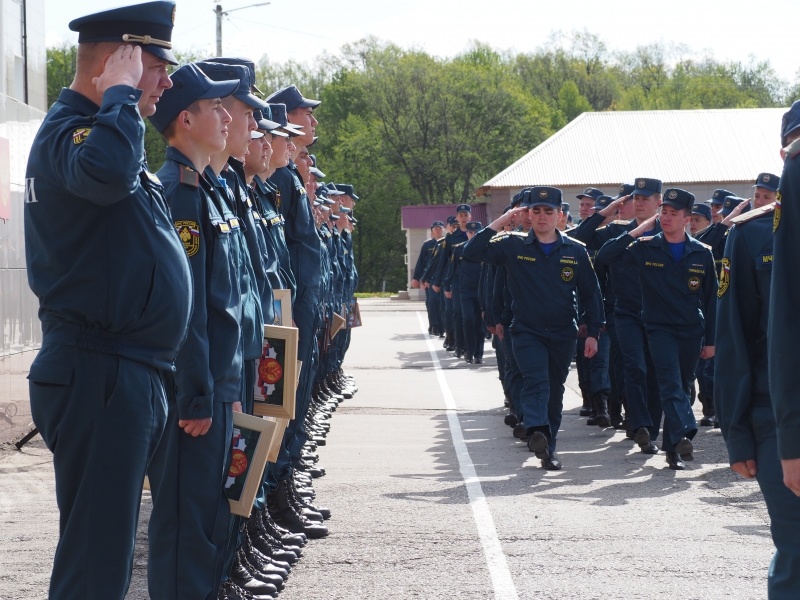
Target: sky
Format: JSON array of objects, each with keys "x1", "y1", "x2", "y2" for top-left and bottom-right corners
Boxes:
[{"x1": 44, "y1": 0, "x2": 800, "y2": 86}]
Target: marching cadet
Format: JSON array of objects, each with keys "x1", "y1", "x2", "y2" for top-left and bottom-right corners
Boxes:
[
  {"x1": 412, "y1": 221, "x2": 446, "y2": 335},
  {"x1": 718, "y1": 166, "x2": 800, "y2": 598},
  {"x1": 767, "y1": 100, "x2": 800, "y2": 596},
  {"x1": 23, "y1": 3, "x2": 193, "y2": 598},
  {"x1": 593, "y1": 179, "x2": 663, "y2": 454},
  {"x1": 689, "y1": 204, "x2": 712, "y2": 236},
  {"x1": 464, "y1": 187, "x2": 604, "y2": 470},
  {"x1": 143, "y1": 64, "x2": 259, "y2": 600},
  {"x1": 598, "y1": 189, "x2": 717, "y2": 470},
  {"x1": 460, "y1": 222, "x2": 486, "y2": 363},
  {"x1": 431, "y1": 205, "x2": 470, "y2": 352}
]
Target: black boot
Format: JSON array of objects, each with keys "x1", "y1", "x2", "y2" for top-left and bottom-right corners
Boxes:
[
  {"x1": 579, "y1": 392, "x2": 593, "y2": 417},
  {"x1": 592, "y1": 392, "x2": 611, "y2": 428},
  {"x1": 268, "y1": 480, "x2": 329, "y2": 539}
]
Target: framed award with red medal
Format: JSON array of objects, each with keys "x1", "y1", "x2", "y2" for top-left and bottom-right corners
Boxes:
[
  {"x1": 252, "y1": 324, "x2": 299, "y2": 419},
  {"x1": 225, "y1": 412, "x2": 277, "y2": 517}
]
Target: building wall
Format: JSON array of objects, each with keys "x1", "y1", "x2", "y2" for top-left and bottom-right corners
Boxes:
[
  {"x1": 1, "y1": 0, "x2": 47, "y2": 112},
  {"x1": 0, "y1": 92, "x2": 44, "y2": 443}
]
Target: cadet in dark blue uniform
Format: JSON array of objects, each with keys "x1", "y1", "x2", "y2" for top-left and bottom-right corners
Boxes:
[
  {"x1": 767, "y1": 101, "x2": 800, "y2": 596},
  {"x1": 464, "y1": 187, "x2": 604, "y2": 470},
  {"x1": 718, "y1": 193, "x2": 800, "y2": 599},
  {"x1": 142, "y1": 64, "x2": 253, "y2": 600},
  {"x1": 432, "y1": 206, "x2": 470, "y2": 352},
  {"x1": 459, "y1": 222, "x2": 485, "y2": 363},
  {"x1": 599, "y1": 189, "x2": 716, "y2": 470},
  {"x1": 23, "y1": 3, "x2": 192, "y2": 598},
  {"x1": 593, "y1": 178, "x2": 663, "y2": 454},
  {"x1": 412, "y1": 221, "x2": 445, "y2": 335}
]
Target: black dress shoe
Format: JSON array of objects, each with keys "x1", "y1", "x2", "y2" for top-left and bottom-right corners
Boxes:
[
  {"x1": 541, "y1": 453, "x2": 562, "y2": 470},
  {"x1": 474, "y1": 358, "x2": 483, "y2": 364},
  {"x1": 666, "y1": 452, "x2": 686, "y2": 470},
  {"x1": 633, "y1": 427, "x2": 651, "y2": 451},
  {"x1": 527, "y1": 430, "x2": 550, "y2": 459},
  {"x1": 465, "y1": 355, "x2": 473, "y2": 363},
  {"x1": 504, "y1": 413, "x2": 518, "y2": 427},
  {"x1": 675, "y1": 437, "x2": 694, "y2": 461},
  {"x1": 699, "y1": 415, "x2": 714, "y2": 427},
  {"x1": 579, "y1": 405, "x2": 593, "y2": 417},
  {"x1": 512, "y1": 423, "x2": 527, "y2": 439},
  {"x1": 641, "y1": 441, "x2": 658, "y2": 454}
]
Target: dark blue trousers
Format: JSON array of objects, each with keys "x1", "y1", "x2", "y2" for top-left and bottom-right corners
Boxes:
[
  {"x1": 589, "y1": 330, "x2": 611, "y2": 396},
  {"x1": 460, "y1": 294, "x2": 484, "y2": 360},
  {"x1": 646, "y1": 327, "x2": 700, "y2": 452},
  {"x1": 606, "y1": 319, "x2": 626, "y2": 419},
  {"x1": 147, "y1": 396, "x2": 233, "y2": 600},
  {"x1": 451, "y1": 286, "x2": 464, "y2": 352},
  {"x1": 749, "y1": 406, "x2": 800, "y2": 599},
  {"x1": 493, "y1": 334, "x2": 508, "y2": 396},
  {"x1": 502, "y1": 332, "x2": 523, "y2": 419},
  {"x1": 616, "y1": 313, "x2": 662, "y2": 439},
  {"x1": 511, "y1": 326, "x2": 576, "y2": 453},
  {"x1": 29, "y1": 345, "x2": 168, "y2": 600},
  {"x1": 425, "y1": 286, "x2": 442, "y2": 332}
]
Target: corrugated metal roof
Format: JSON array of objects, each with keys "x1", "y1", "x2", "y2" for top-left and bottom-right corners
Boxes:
[
  {"x1": 401, "y1": 203, "x2": 488, "y2": 229},
  {"x1": 482, "y1": 108, "x2": 785, "y2": 189}
]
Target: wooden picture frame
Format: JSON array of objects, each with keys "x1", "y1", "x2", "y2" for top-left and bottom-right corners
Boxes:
[
  {"x1": 264, "y1": 416, "x2": 289, "y2": 463},
  {"x1": 272, "y1": 289, "x2": 292, "y2": 326},
  {"x1": 225, "y1": 412, "x2": 276, "y2": 517},
  {"x1": 331, "y1": 312, "x2": 346, "y2": 339},
  {"x1": 252, "y1": 324, "x2": 299, "y2": 419}
]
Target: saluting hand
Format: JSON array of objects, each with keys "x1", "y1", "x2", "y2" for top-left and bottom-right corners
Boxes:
[
  {"x1": 92, "y1": 45, "x2": 143, "y2": 95},
  {"x1": 487, "y1": 206, "x2": 528, "y2": 232},
  {"x1": 721, "y1": 199, "x2": 751, "y2": 227},
  {"x1": 629, "y1": 213, "x2": 658, "y2": 238},
  {"x1": 599, "y1": 195, "x2": 629, "y2": 217}
]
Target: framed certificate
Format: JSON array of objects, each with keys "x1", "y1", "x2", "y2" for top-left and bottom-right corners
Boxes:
[
  {"x1": 225, "y1": 412, "x2": 276, "y2": 517},
  {"x1": 252, "y1": 324, "x2": 299, "y2": 419}
]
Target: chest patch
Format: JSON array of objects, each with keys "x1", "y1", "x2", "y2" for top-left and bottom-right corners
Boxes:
[
  {"x1": 561, "y1": 266, "x2": 575, "y2": 282},
  {"x1": 688, "y1": 274, "x2": 701, "y2": 291}
]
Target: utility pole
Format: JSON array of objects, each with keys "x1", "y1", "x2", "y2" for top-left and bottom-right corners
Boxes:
[{"x1": 214, "y1": 2, "x2": 271, "y2": 56}]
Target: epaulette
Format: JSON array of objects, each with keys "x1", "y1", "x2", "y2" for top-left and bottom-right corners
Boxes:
[
  {"x1": 179, "y1": 165, "x2": 199, "y2": 188},
  {"x1": 697, "y1": 240, "x2": 712, "y2": 251},
  {"x1": 452, "y1": 241, "x2": 466, "y2": 248},
  {"x1": 490, "y1": 231, "x2": 511, "y2": 242},
  {"x1": 612, "y1": 219, "x2": 629, "y2": 225},
  {"x1": 731, "y1": 202, "x2": 775, "y2": 225},
  {"x1": 637, "y1": 236, "x2": 654, "y2": 242}
]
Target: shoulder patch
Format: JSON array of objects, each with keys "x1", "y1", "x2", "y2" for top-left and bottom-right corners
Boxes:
[
  {"x1": 72, "y1": 128, "x2": 91, "y2": 145},
  {"x1": 175, "y1": 220, "x2": 200, "y2": 257},
  {"x1": 731, "y1": 202, "x2": 775, "y2": 226},
  {"x1": 718, "y1": 257, "x2": 730, "y2": 298},
  {"x1": 179, "y1": 165, "x2": 199, "y2": 188}
]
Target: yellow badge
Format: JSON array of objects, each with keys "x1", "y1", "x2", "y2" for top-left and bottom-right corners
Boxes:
[
  {"x1": 175, "y1": 220, "x2": 200, "y2": 257},
  {"x1": 275, "y1": 190, "x2": 282, "y2": 211},
  {"x1": 718, "y1": 258, "x2": 730, "y2": 298},
  {"x1": 561, "y1": 266, "x2": 575, "y2": 282},
  {"x1": 688, "y1": 275, "x2": 701, "y2": 291},
  {"x1": 774, "y1": 192, "x2": 782, "y2": 231},
  {"x1": 72, "y1": 128, "x2": 91, "y2": 145}
]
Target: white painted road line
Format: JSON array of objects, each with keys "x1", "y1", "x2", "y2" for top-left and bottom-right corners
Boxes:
[{"x1": 416, "y1": 312, "x2": 519, "y2": 600}]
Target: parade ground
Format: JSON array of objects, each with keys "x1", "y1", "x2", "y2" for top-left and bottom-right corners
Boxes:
[{"x1": 0, "y1": 298, "x2": 774, "y2": 600}]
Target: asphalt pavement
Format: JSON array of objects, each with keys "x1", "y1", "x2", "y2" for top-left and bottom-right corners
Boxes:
[{"x1": 0, "y1": 298, "x2": 774, "y2": 599}]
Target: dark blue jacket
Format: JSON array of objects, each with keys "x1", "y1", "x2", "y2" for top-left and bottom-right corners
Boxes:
[
  {"x1": 597, "y1": 231, "x2": 717, "y2": 344},
  {"x1": 158, "y1": 148, "x2": 242, "y2": 417},
  {"x1": 463, "y1": 228, "x2": 604, "y2": 340},
  {"x1": 24, "y1": 85, "x2": 192, "y2": 370},
  {"x1": 252, "y1": 175, "x2": 296, "y2": 300},
  {"x1": 715, "y1": 205, "x2": 774, "y2": 463}
]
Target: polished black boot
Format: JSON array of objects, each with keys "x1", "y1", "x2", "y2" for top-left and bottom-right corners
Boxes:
[
  {"x1": 268, "y1": 479, "x2": 329, "y2": 539},
  {"x1": 579, "y1": 392, "x2": 593, "y2": 417},
  {"x1": 592, "y1": 392, "x2": 611, "y2": 428}
]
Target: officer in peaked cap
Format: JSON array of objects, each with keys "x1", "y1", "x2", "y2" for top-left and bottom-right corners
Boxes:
[
  {"x1": 753, "y1": 172, "x2": 780, "y2": 208},
  {"x1": 598, "y1": 188, "x2": 717, "y2": 470},
  {"x1": 576, "y1": 187, "x2": 605, "y2": 223},
  {"x1": 690, "y1": 203, "x2": 712, "y2": 236},
  {"x1": 464, "y1": 186, "x2": 604, "y2": 470},
  {"x1": 68, "y1": 0, "x2": 178, "y2": 64},
  {"x1": 705, "y1": 188, "x2": 735, "y2": 224},
  {"x1": 24, "y1": 2, "x2": 193, "y2": 598}
]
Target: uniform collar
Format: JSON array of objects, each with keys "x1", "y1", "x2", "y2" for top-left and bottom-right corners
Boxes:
[
  {"x1": 525, "y1": 229, "x2": 566, "y2": 247},
  {"x1": 57, "y1": 87, "x2": 103, "y2": 115},
  {"x1": 164, "y1": 146, "x2": 197, "y2": 171}
]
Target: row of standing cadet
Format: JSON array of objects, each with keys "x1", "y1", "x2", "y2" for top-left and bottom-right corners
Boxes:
[{"x1": 22, "y1": 2, "x2": 360, "y2": 599}]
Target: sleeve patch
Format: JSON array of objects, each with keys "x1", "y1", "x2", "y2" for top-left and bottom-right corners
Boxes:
[{"x1": 175, "y1": 220, "x2": 201, "y2": 257}]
